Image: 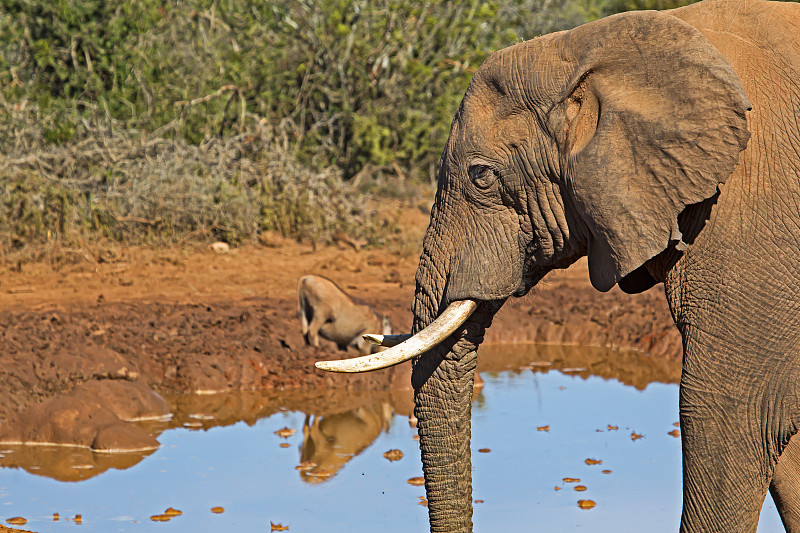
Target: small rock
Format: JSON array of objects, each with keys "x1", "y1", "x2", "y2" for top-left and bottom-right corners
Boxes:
[{"x1": 210, "y1": 242, "x2": 230, "y2": 254}]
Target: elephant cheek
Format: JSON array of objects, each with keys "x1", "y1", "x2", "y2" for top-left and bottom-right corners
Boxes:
[{"x1": 446, "y1": 241, "x2": 522, "y2": 302}]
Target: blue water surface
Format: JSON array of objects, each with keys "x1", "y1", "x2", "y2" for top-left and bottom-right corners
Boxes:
[{"x1": 0, "y1": 345, "x2": 785, "y2": 532}]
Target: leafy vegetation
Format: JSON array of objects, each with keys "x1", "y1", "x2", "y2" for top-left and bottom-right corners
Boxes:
[{"x1": 0, "y1": 0, "x2": 696, "y2": 253}]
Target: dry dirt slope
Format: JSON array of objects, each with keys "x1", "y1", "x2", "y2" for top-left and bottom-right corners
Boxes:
[{"x1": 0, "y1": 227, "x2": 679, "y2": 424}]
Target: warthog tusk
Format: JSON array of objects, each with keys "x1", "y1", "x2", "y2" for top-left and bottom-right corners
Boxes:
[
  {"x1": 362, "y1": 333, "x2": 412, "y2": 347},
  {"x1": 315, "y1": 300, "x2": 478, "y2": 373}
]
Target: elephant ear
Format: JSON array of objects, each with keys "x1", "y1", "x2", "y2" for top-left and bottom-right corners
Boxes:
[{"x1": 553, "y1": 11, "x2": 750, "y2": 292}]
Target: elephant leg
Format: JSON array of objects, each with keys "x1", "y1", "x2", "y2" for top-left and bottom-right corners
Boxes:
[
  {"x1": 771, "y1": 432, "x2": 800, "y2": 532},
  {"x1": 679, "y1": 385, "x2": 770, "y2": 533}
]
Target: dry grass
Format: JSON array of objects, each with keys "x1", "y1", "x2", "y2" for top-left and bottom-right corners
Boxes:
[{"x1": 0, "y1": 100, "x2": 405, "y2": 264}]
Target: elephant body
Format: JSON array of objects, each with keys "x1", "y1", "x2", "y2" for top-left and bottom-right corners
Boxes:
[
  {"x1": 404, "y1": 1, "x2": 800, "y2": 532},
  {"x1": 297, "y1": 274, "x2": 391, "y2": 355}
]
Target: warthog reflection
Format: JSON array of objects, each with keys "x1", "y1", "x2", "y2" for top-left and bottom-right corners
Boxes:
[{"x1": 299, "y1": 402, "x2": 395, "y2": 484}]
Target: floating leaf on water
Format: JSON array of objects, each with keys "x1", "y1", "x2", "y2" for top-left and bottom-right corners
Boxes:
[
  {"x1": 478, "y1": 448, "x2": 491, "y2": 453},
  {"x1": 271, "y1": 522, "x2": 289, "y2": 531},
  {"x1": 673, "y1": 422, "x2": 680, "y2": 427},
  {"x1": 474, "y1": 500, "x2": 484, "y2": 504},
  {"x1": 554, "y1": 486, "x2": 561, "y2": 491},
  {"x1": 668, "y1": 429, "x2": 680, "y2": 438},
  {"x1": 53, "y1": 513, "x2": 60, "y2": 521},
  {"x1": 74, "y1": 515, "x2": 82, "y2": 524},
  {"x1": 562, "y1": 477, "x2": 580, "y2": 483},
  {"x1": 559, "y1": 386, "x2": 566, "y2": 390},
  {"x1": 279, "y1": 442, "x2": 291, "y2": 448},
  {"x1": 577, "y1": 499, "x2": 596, "y2": 510},
  {"x1": 631, "y1": 432, "x2": 644, "y2": 441},
  {"x1": 574, "y1": 485, "x2": 588, "y2": 492},
  {"x1": 602, "y1": 470, "x2": 612, "y2": 474},
  {"x1": 211, "y1": 506, "x2": 225, "y2": 514},
  {"x1": 418, "y1": 498, "x2": 428, "y2": 507},
  {"x1": 295, "y1": 461, "x2": 317, "y2": 471},
  {"x1": 537, "y1": 426, "x2": 550, "y2": 432},
  {"x1": 6, "y1": 517, "x2": 27, "y2": 525},
  {"x1": 607, "y1": 425, "x2": 618, "y2": 431},
  {"x1": 585, "y1": 458, "x2": 602, "y2": 465},
  {"x1": 274, "y1": 427, "x2": 296, "y2": 438},
  {"x1": 383, "y1": 449, "x2": 404, "y2": 461},
  {"x1": 164, "y1": 507, "x2": 183, "y2": 517},
  {"x1": 407, "y1": 477, "x2": 426, "y2": 486},
  {"x1": 150, "y1": 514, "x2": 171, "y2": 522},
  {"x1": 412, "y1": 435, "x2": 420, "y2": 441}
]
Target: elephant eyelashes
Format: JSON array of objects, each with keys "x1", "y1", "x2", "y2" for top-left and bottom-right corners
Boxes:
[{"x1": 468, "y1": 165, "x2": 497, "y2": 189}]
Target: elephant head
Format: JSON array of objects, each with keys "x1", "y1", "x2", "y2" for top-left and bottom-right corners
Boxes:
[{"x1": 318, "y1": 9, "x2": 750, "y2": 532}]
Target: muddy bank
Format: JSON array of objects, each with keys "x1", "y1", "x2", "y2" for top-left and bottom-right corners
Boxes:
[{"x1": 0, "y1": 236, "x2": 679, "y2": 431}]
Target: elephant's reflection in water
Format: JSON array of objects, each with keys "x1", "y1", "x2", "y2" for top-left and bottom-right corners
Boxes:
[{"x1": 298, "y1": 402, "x2": 395, "y2": 484}]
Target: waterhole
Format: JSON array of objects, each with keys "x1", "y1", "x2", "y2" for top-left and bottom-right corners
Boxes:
[{"x1": 0, "y1": 344, "x2": 784, "y2": 531}]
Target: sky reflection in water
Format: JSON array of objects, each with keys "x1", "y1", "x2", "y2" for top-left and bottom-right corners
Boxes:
[{"x1": 0, "y1": 344, "x2": 785, "y2": 532}]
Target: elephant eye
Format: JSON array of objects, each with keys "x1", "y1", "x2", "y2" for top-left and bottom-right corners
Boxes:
[{"x1": 468, "y1": 165, "x2": 497, "y2": 189}]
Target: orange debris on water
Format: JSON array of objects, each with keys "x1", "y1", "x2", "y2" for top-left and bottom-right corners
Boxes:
[
  {"x1": 578, "y1": 499, "x2": 597, "y2": 510},
  {"x1": 585, "y1": 458, "x2": 602, "y2": 465},
  {"x1": 384, "y1": 449, "x2": 404, "y2": 461},
  {"x1": 274, "y1": 427, "x2": 296, "y2": 438}
]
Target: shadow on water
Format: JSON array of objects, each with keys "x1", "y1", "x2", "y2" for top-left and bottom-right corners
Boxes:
[
  {"x1": 0, "y1": 344, "x2": 676, "y2": 484},
  {"x1": 0, "y1": 446, "x2": 156, "y2": 483},
  {"x1": 0, "y1": 386, "x2": 416, "y2": 484},
  {"x1": 478, "y1": 343, "x2": 681, "y2": 390}
]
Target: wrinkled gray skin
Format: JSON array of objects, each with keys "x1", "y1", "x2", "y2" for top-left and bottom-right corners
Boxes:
[
  {"x1": 297, "y1": 274, "x2": 391, "y2": 355},
  {"x1": 410, "y1": 1, "x2": 800, "y2": 531}
]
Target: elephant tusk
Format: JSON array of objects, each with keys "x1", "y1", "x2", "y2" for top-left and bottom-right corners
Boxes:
[
  {"x1": 315, "y1": 299, "x2": 478, "y2": 373},
  {"x1": 362, "y1": 333, "x2": 412, "y2": 347}
]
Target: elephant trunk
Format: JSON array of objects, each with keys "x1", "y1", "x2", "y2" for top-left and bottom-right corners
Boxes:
[
  {"x1": 411, "y1": 250, "x2": 492, "y2": 533},
  {"x1": 413, "y1": 338, "x2": 479, "y2": 532}
]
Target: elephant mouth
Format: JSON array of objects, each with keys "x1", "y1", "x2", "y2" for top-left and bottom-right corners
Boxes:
[{"x1": 314, "y1": 299, "x2": 478, "y2": 373}]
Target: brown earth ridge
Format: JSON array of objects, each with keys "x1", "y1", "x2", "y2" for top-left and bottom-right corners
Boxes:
[{"x1": 0, "y1": 208, "x2": 680, "y2": 448}]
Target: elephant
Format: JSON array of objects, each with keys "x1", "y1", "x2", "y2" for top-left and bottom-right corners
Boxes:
[
  {"x1": 316, "y1": 0, "x2": 800, "y2": 531},
  {"x1": 297, "y1": 274, "x2": 392, "y2": 355}
]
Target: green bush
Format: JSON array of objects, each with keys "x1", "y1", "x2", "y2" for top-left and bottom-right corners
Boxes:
[{"x1": 0, "y1": 0, "x2": 698, "y2": 251}]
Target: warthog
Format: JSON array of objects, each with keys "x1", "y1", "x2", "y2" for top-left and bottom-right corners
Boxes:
[{"x1": 297, "y1": 274, "x2": 391, "y2": 355}]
